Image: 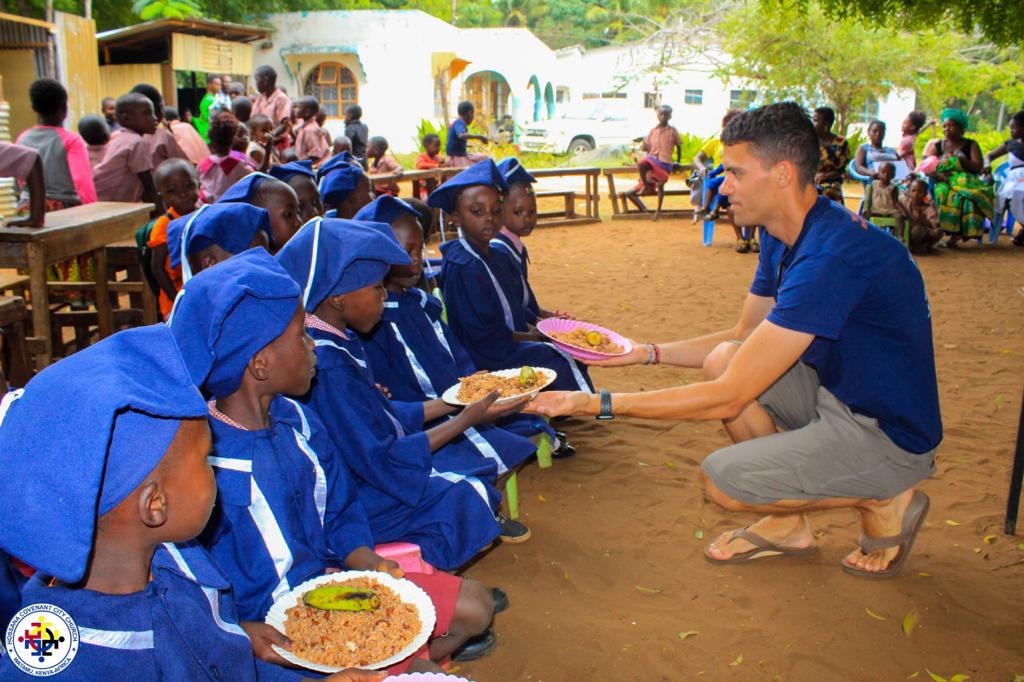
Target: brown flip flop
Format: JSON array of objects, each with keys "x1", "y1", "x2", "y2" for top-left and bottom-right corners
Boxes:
[
  {"x1": 841, "y1": 490, "x2": 930, "y2": 580},
  {"x1": 703, "y1": 526, "x2": 818, "y2": 564}
]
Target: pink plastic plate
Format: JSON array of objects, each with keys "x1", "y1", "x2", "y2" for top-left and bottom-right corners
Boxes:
[
  {"x1": 383, "y1": 675, "x2": 471, "y2": 682},
  {"x1": 537, "y1": 318, "x2": 632, "y2": 361}
]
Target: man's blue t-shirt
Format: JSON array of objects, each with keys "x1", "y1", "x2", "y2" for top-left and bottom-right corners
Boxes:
[
  {"x1": 446, "y1": 119, "x2": 468, "y2": 156},
  {"x1": 750, "y1": 196, "x2": 942, "y2": 454}
]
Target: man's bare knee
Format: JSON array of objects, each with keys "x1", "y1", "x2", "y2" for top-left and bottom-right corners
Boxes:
[
  {"x1": 702, "y1": 341, "x2": 740, "y2": 381},
  {"x1": 702, "y1": 472, "x2": 747, "y2": 511}
]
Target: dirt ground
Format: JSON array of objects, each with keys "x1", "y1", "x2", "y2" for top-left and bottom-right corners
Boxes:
[{"x1": 446, "y1": 215, "x2": 1024, "y2": 682}]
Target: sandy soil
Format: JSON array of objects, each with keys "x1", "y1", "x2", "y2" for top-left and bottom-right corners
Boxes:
[{"x1": 447, "y1": 216, "x2": 1024, "y2": 682}]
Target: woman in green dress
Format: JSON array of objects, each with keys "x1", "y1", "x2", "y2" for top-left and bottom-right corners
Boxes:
[{"x1": 923, "y1": 108, "x2": 993, "y2": 247}]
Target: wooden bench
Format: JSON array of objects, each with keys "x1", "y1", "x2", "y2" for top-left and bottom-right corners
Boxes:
[
  {"x1": 535, "y1": 190, "x2": 576, "y2": 220},
  {"x1": 603, "y1": 164, "x2": 697, "y2": 220},
  {"x1": 0, "y1": 296, "x2": 30, "y2": 387}
]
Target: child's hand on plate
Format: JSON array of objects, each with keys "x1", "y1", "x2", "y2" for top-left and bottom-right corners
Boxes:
[
  {"x1": 241, "y1": 621, "x2": 296, "y2": 667},
  {"x1": 525, "y1": 391, "x2": 591, "y2": 417},
  {"x1": 373, "y1": 559, "x2": 404, "y2": 579},
  {"x1": 321, "y1": 670, "x2": 387, "y2": 682}
]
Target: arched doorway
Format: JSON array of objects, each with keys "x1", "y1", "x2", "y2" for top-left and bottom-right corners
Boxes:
[
  {"x1": 527, "y1": 75, "x2": 542, "y2": 121},
  {"x1": 304, "y1": 62, "x2": 358, "y2": 117},
  {"x1": 463, "y1": 70, "x2": 512, "y2": 132},
  {"x1": 544, "y1": 82, "x2": 555, "y2": 119}
]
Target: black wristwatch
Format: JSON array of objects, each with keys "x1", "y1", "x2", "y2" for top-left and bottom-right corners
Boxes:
[{"x1": 596, "y1": 389, "x2": 614, "y2": 420}]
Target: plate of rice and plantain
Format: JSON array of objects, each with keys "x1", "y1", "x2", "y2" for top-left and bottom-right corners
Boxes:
[{"x1": 442, "y1": 366, "x2": 557, "y2": 406}]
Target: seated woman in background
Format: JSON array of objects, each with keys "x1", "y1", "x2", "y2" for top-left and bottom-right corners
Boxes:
[
  {"x1": 922, "y1": 108, "x2": 993, "y2": 247},
  {"x1": 812, "y1": 106, "x2": 850, "y2": 203},
  {"x1": 853, "y1": 120, "x2": 907, "y2": 181},
  {"x1": 982, "y1": 110, "x2": 1024, "y2": 245}
]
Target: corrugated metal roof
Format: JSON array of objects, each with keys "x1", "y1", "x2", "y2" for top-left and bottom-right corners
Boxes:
[{"x1": 96, "y1": 17, "x2": 270, "y2": 47}]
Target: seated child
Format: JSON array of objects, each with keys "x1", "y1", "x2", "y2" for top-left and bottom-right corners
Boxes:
[
  {"x1": 168, "y1": 249, "x2": 498, "y2": 668},
  {"x1": 275, "y1": 218, "x2": 532, "y2": 568},
  {"x1": 131, "y1": 83, "x2": 188, "y2": 168},
  {"x1": 293, "y1": 97, "x2": 330, "y2": 166},
  {"x1": 0, "y1": 324, "x2": 367, "y2": 680},
  {"x1": 318, "y1": 162, "x2": 374, "y2": 218},
  {"x1": 269, "y1": 160, "x2": 324, "y2": 224},
  {"x1": 167, "y1": 202, "x2": 271, "y2": 286},
  {"x1": 623, "y1": 105, "x2": 681, "y2": 215},
  {"x1": 897, "y1": 111, "x2": 935, "y2": 171},
  {"x1": 218, "y1": 173, "x2": 303, "y2": 253},
  {"x1": 431, "y1": 160, "x2": 593, "y2": 393},
  {"x1": 901, "y1": 177, "x2": 941, "y2": 252},
  {"x1": 148, "y1": 158, "x2": 199, "y2": 318},
  {"x1": 164, "y1": 105, "x2": 210, "y2": 166},
  {"x1": 860, "y1": 161, "x2": 906, "y2": 242},
  {"x1": 199, "y1": 111, "x2": 253, "y2": 203},
  {"x1": 415, "y1": 134, "x2": 446, "y2": 170},
  {"x1": 367, "y1": 136, "x2": 403, "y2": 197},
  {"x1": 92, "y1": 92, "x2": 159, "y2": 209},
  {"x1": 77, "y1": 113, "x2": 110, "y2": 172},
  {"x1": 355, "y1": 195, "x2": 540, "y2": 463},
  {"x1": 17, "y1": 78, "x2": 97, "y2": 209},
  {"x1": 492, "y1": 158, "x2": 573, "y2": 324}
]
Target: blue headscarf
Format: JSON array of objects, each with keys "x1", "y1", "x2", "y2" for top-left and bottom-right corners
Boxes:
[
  {"x1": 269, "y1": 159, "x2": 315, "y2": 182},
  {"x1": 0, "y1": 326, "x2": 206, "y2": 582},
  {"x1": 167, "y1": 203, "x2": 272, "y2": 282},
  {"x1": 353, "y1": 195, "x2": 419, "y2": 226},
  {"x1": 275, "y1": 217, "x2": 410, "y2": 313},
  {"x1": 427, "y1": 158, "x2": 508, "y2": 212},
  {"x1": 168, "y1": 248, "x2": 301, "y2": 399},
  {"x1": 497, "y1": 157, "x2": 536, "y2": 186}
]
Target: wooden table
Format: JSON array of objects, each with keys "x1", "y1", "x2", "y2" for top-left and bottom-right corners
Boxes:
[{"x1": 0, "y1": 201, "x2": 153, "y2": 366}]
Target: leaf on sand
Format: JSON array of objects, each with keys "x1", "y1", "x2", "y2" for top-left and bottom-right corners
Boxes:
[
  {"x1": 949, "y1": 675, "x2": 970, "y2": 682},
  {"x1": 902, "y1": 609, "x2": 919, "y2": 638},
  {"x1": 983, "y1": 535, "x2": 997, "y2": 544},
  {"x1": 537, "y1": 494, "x2": 547, "y2": 502},
  {"x1": 678, "y1": 630, "x2": 699, "y2": 641},
  {"x1": 925, "y1": 671, "x2": 946, "y2": 682},
  {"x1": 865, "y1": 607, "x2": 887, "y2": 621},
  {"x1": 944, "y1": 519, "x2": 961, "y2": 526},
  {"x1": 695, "y1": 530, "x2": 705, "y2": 540},
  {"x1": 943, "y1": 343, "x2": 958, "y2": 349},
  {"x1": 1018, "y1": 543, "x2": 1024, "y2": 550},
  {"x1": 665, "y1": 459, "x2": 678, "y2": 469},
  {"x1": 918, "y1": 572, "x2": 931, "y2": 577},
  {"x1": 730, "y1": 655, "x2": 743, "y2": 667},
  {"x1": 908, "y1": 674, "x2": 918, "y2": 679},
  {"x1": 635, "y1": 585, "x2": 662, "y2": 595}
]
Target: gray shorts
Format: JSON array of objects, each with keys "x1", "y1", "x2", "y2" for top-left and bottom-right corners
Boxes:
[{"x1": 701, "y1": 361, "x2": 936, "y2": 505}]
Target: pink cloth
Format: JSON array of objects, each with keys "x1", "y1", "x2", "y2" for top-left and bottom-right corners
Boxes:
[
  {"x1": 86, "y1": 144, "x2": 106, "y2": 171},
  {"x1": 643, "y1": 125, "x2": 682, "y2": 164},
  {"x1": 294, "y1": 120, "x2": 329, "y2": 165},
  {"x1": 499, "y1": 226, "x2": 525, "y2": 254},
  {"x1": 0, "y1": 142, "x2": 39, "y2": 179},
  {"x1": 168, "y1": 120, "x2": 210, "y2": 166},
  {"x1": 16, "y1": 126, "x2": 97, "y2": 205},
  {"x1": 370, "y1": 154, "x2": 403, "y2": 196},
  {"x1": 147, "y1": 126, "x2": 188, "y2": 168},
  {"x1": 198, "y1": 152, "x2": 252, "y2": 204},
  {"x1": 252, "y1": 88, "x2": 291, "y2": 127},
  {"x1": 898, "y1": 133, "x2": 919, "y2": 170},
  {"x1": 93, "y1": 128, "x2": 153, "y2": 202}
]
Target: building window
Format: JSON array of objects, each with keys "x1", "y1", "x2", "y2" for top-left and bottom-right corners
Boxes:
[
  {"x1": 304, "y1": 62, "x2": 357, "y2": 117},
  {"x1": 729, "y1": 89, "x2": 755, "y2": 110},
  {"x1": 644, "y1": 92, "x2": 661, "y2": 109},
  {"x1": 684, "y1": 89, "x2": 703, "y2": 105}
]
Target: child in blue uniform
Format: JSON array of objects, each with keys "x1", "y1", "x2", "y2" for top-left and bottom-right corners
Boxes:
[
  {"x1": 167, "y1": 249, "x2": 495, "y2": 668},
  {"x1": 167, "y1": 202, "x2": 272, "y2": 286},
  {"x1": 276, "y1": 218, "x2": 532, "y2": 569},
  {"x1": 269, "y1": 160, "x2": 324, "y2": 224},
  {"x1": 317, "y1": 162, "x2": 373, "y2": 218},
  {"x1": 218, "y1": 172, "x2": 303, "y2": 253},
  {"x1": 354, "y1": 195, "x2": 543, "y2": 468},
  {"x1": 491, "y1": 158, "x2": 573, "y2": 324},
  {"x1": 0, "y1": 326, "x2": 376, "y2": 681},
  {"x1": 430, "y1": 160, "x2": 593, "y2": 393}
]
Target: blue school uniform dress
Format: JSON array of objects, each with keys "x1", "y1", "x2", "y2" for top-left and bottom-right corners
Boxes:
[
  {"x1": 751, "y1": 196, "x2": 942, "y2": 454},
  {"x1": 490, "y1": 229, "x2": 540, "y2": 322},
  {"x1": 276, "y1": 218, "x2": 503, "y2": 569},
  {"x1": 0, "y1": 326, "x2": 298, "y2": 681}
]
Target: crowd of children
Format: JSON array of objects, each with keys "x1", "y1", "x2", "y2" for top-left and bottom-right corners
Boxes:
[{"x1": 0, "y1": 67, "x2": 590, "y2": 679}]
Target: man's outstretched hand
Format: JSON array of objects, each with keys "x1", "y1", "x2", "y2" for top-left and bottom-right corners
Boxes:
[
  {"x1": 525, "y1": 391, "x2": 592, "y2": 418},
  {"x1": 581, "y1": 340, "x2": 647, "y2": 367}
]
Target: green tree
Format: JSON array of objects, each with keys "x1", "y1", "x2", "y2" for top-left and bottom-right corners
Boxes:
[{"x1": 131, "y1": 0, "x2": 201, "y2": 20}]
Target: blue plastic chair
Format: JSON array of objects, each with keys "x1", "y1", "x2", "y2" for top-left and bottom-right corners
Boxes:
[
  {"x1": 700, "y1": 181, "x2": 721, "y2": 246},
  {"x1": 989, "y1": 162, "x2": 1017, "y2": 244}
]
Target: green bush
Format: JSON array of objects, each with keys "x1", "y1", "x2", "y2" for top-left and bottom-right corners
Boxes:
[{"x1": 411, "y1": 119, "x2": 448, "y2": 154}]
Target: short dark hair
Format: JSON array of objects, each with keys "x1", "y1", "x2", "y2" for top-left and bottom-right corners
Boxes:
[
  {"x1": 907, "y1": 111, "x2": 927, "y2": 131},
  {"x1": 205, "y1": 73, "x2": 221, "y2": 85},
  {"x1": 658, "y1": 104, "x2": 673, "y2": 114},
  {"x1": 130, "y1": 83, "x2": 162, "y2": 107},
  {"x1": 227, "y1": 82, "x2": 246, "y2": 97},
  {"x1": 404, "y1": 197, "x2": 434, "y2": 241},
  {"x1": 877, "y1": 161, "x2": 895, "y2": 174},
  {"x1": 255, "y1": 65, "x2": 276, "y2": 81},
  {"x1": 232, "y1": 96, "x2": 253, "y2": 122},
  {"x1": 163, "y1": 106, "x2": 180, "y2": 121},
  {"x1": 422, "y1": 133, "x2": 440, "y2": 147},
  {"x1": 297, "y1": 96, "x2": 319, "y2": 116},
  {"x1": 208, "y1": 111, "x2": 240, "y2": 151},
  {"x1": 29, "y1": 79, "x2": 67, "y2": 117},
  {"x1": 248, "y1": 113, "x2": 272, "y2": 132},
  {"x1": 813, "y1": 106, "x2": 835, "y2": 128},
  {"x1": 101, "y1": 96, "x2": 116, "y2": 108},
  {"x1": 722, "y1": 109, "x2": 742, "y2": 127},
  {"x1": 721, "y1": 102, "x2": 820, "y2": 186},
  {"x1": 457, "y1": 101, "x2": 474, "y2": 117},
  {"x1": 115, "y1": 92, "x2": 152, "y2": 119},
  {"x1": 1010, "y1": 111, "x2": 1024, "y2": 127},
  {"x1": 868, "y1": 119, "x2": 886, "y2": 132},
  {"x1": 345, "y1": 104, "x2": 362, "y2": 120},
  {"x1": 154, "y1": 158, "x2": 196, "y2": 187},
  {"x1": 77, "y1": 114, "x2": 110, "y2": 146},
  {"x1": 368, "y1": 135, "x2": 388, "y2": 151}
]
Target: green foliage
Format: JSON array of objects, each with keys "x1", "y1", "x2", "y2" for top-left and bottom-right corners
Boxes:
[
  {"x1": 412, "y1": 118, "x2": 448, "y2": 153},
  {"x1": 131, "y1": 0, "x2": 201, "y2": 20}
]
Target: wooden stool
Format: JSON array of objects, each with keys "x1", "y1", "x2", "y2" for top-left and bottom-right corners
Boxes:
[{"x1": 0, "y1": 296, "x2": 31, "y2": 387}]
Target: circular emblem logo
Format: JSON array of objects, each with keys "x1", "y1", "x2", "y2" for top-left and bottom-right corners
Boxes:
[{"x1": 4, "y1": 603, "x2": 79, "y2": 676}]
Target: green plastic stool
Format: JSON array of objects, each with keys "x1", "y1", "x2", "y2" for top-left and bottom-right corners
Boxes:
[{"x1": 505, "y1": 472, "x2": 520, "y2": 520}]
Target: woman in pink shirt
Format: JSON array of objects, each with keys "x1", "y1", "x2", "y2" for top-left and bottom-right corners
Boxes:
[{"x1": 164, "y1": 106, "x2": 210, "y2": 166}]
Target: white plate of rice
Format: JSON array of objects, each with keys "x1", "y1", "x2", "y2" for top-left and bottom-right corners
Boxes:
[
  {"x1": 441, "y1": 367, "x2": 556, "y2": 406},
  {"x1": 264, "y1": 571, "x2": 436, "y2": 673}
]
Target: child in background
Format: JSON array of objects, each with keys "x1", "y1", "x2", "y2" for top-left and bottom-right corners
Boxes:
[
  {"x1": 276, "y1": 218, "x2": 533, "y2": 570},
  {"x1": 319, "y1": 162, "x2": 373, "y2": 218},
  {"x1": 169, "y1": 249, "x2": 494, "y2": 670},
  {"x1": 166, "y1": 202, "x2": 271, "y2": 287},
  {"x1": 198, "y1": 111, "x2": 253, "y2": 204},
  {"x1": 860, "y1": 161, "x2": 907, "y2": 242},
  {"x1": 101, "y1": 95, "x2": 119, "y2": 131},
  {"x1": 164, "y1": 106, "x2": 210, "y2": 166},
  {"x1": 218, "y1": 173, "x2": 303, "y2": 253},
  {"x1": 77, "y1": 114, "x2": 110, "y2": 172},
  {"x1": 333, "y1": 135, "x2": 352, "y2": 156},
  {"x1": 247, "y1": 114, "x2": 277, "y2": 168},
  {"x1": 433, "y1": 160, "x2": 593, "y2": 393},
  {"x1": 0, "y1": 325, "x2": 380, "y2": 681},
  {"x1": 344, "y1": 104, "x2": 369, "y2": 162},
  {"x1": 901, "y1": 176, "x2": 941, "y2": 252},
  {"x1": 446, "y1": 101, "x2": 489, "y2": 168},
  {"x1": 623, "y1": 104, "x2": 682, "y2": 216},
  {"x1": 897, "y1": 111, "x2": 936, "y2": 171},
  {"x1": 293, "y1": 97, "x2": 330, "y2": 165},
  {"x1": 148, "y1": 158, "x2": 199, "y2": 318},
  {"x1": 131, "y1": 83, "x2": 188, "y2": 167},
  {"x1": 416, "y1": 134, "x2": 445, "y2": 170},
  {"x1": 16, "y1": 78, "x2": 96, "y2": 209},
  {"x1": 367, "y1": 136, "x2": 403, "y2": 196},
  {"x1": 269, "y1": 159, "x2": 324, "y2": 223},
  {"x1": 232, "y1": 96, "x2": 253, "y2": 124},
  {"x1": 317, "y1": 109, "x2": 332, "y2": 148},
  {"x1": 92, "y1": 92, "x2": 160, "y2": 211}
]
